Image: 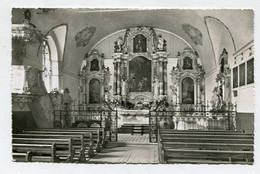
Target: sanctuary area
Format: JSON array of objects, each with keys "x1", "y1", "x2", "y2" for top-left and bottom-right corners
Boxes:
[{"x1": 11, "y1": 9, "x2": 254, "y2": 164}]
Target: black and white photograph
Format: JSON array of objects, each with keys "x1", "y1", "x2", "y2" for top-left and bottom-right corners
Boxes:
[{"x1": 0, "y1": 1, "x2": 259, "y2": 174}]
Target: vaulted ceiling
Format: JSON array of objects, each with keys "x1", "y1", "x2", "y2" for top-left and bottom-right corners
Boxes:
[{"x1": 12, "y1": 8, "x2": 254, "y2": 75}]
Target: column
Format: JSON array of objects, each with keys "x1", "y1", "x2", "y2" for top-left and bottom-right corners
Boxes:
[
  {"x1": 117, "y1": 60, "x2": 121, "y2": 95},
  {"x1": 163, "y1": 58, "x2": 168, "y2": 95},
  {"x1": 197, "y1": 78, "x2": 201, "y2": 104},
  {"x1": 159, "y1": 58, "x2": 163, "y2": 95},
  {"x1": 113, "y1": 61, "x2": 117, "y2": 95}
]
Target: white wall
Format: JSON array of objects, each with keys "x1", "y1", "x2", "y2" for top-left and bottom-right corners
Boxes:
[{"x1": 231, "y1": 41, "x2": 254, "y2": 113}]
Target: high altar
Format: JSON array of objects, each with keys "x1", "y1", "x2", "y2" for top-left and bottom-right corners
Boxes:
[{"x1": 78, "y1": 26, "x2": 205, "y2": 111}]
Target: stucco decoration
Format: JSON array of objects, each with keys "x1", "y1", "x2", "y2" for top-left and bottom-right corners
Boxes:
[
  {"x1": 75, "y1": 26, "x2": 96, "y2": 47},
  {"x1": 182, "y1": 24, "x2": 203, "y2": 46}
]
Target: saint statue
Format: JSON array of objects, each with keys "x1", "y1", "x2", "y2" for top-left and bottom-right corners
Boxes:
[
  {"x1": 114, "y1": 36, "x2": 124, "y2": 53},
  {"x1": 121, "y1": 79, "x2": 127, "y2": 96},
  {"x1": 153, "y1": 78, "x2": 159, "y2": 97}
]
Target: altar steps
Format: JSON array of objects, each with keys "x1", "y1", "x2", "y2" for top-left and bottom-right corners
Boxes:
[{"x1": 118, "y1": 124, "x2": 149, "y2": 134}]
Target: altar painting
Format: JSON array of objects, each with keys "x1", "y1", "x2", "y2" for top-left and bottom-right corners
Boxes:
[
  {"x1": 129, "y1": 56, "x2": 151, "y2": 92},
  {"x1": 133, "y1": 34, "x2": 147, "y2": 53},
  {"x1": 182, "y1": 77, "x2": 194, "y2": 104},
  {"x1": 89, "y1": 78, "x2": 101, "y2": 103}
]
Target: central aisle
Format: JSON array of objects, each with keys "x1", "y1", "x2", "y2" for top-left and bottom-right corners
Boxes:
[{"x1": 87, "y1": 134, "x2": 159, "y2": 164}]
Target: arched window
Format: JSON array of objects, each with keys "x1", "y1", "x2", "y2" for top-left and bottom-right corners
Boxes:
[
  {"x1": 42, "y1": 24, "x2": 67, "y2": 93},
  {"x1": 42, "y1": 36, "x2": 59, "y2": 93}
]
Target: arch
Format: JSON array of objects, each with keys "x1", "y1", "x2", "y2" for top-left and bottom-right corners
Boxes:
[
  {"x1": 204, "y1": 16, "x2": 236, "y2": 66},
  {"x1": 89, "y1": 28, "x2": 194, "y2": 53},
  {"x1": 181, "y1": 77, "x2": 194, "y2": 104}
]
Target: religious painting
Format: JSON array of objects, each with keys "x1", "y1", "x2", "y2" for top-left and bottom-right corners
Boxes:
[
  {"x1": 89, "y1": 78, "x2": 100, "y2": 104},
  {"x1": 233, "y1": 66, "x2": 238, "y2": 88},
  {"x1": 247, "y1": 58, "x2": 254, "y2": 84},
  {"x1": 133, "y1": 34, "x2": 147, "y2": 53},
  {"x1": 181, "y1": 77, "x2": 194, "y2": 104},
  {"x1": 239, "y1": 63, "x2": 245, "y2": 86},
  {"x1": 129, "y1": 56, "x2": 151, "y2": 92},
  {"x1": 183, "y1": 57, "x2": 193, "y2": 70},
  {"x1": 90, "y1": 59, "x2": 99, "y2": 71}
]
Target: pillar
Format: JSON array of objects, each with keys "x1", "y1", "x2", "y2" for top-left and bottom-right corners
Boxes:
[
  {"x1": 159, "y1": 58, "x2": 163, "y2": 95},
  {"x1": 117, "y1": 61, "x2": 121, "y2": 95},
  {"x1": 113, "y1": 61, "x2": 117, "y2": 95},
  {"x1": 163, "y1": 58, "x2": 168, "y2": 95}
]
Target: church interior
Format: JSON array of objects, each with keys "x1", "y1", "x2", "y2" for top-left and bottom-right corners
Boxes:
[{"x1": 11, "y1": 8, "x2": 255, "y2": 164}]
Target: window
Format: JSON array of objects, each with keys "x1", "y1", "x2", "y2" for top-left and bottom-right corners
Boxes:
[
  {"x1": 233, "y1": 66, "x2": 238, "y2": 88},
  {"x1": 42, "y1": 38, "x2": 59, "y2": 93},
  {"x1": 239, "y1": 63, "x2": 245, "y2": 86},
  {"x1": 247, "y1": 58, "x2": 254, "y2": 84}
]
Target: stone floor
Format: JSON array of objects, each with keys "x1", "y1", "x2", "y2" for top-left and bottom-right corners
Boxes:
[
  {"x1": 87, "y1": 134, "x2": 159, "y2": 164},
  {"x1": 118, "y1": 133, "x2": 150, "y2": 143}
]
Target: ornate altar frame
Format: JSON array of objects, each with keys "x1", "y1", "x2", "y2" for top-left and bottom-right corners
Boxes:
[
  {"x1": 79, "y1": 49, "x2": 106, "y2": 107},
  {"x1": 112, "y1": 26, "x2": 169, "y2": 106},
  {"x1": 170, "y1": 47, "x2": 205, "y2": 107}
]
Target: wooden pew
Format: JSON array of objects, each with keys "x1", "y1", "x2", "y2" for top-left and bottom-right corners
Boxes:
[
  {"x1": 161, "y1": 142, "x2": 254, "y2": 151},
  {"x1": 13, "y1": 133, "x2": 92, "y2": 163},
  {"x1": 158, "y1": 129, "x2": 254, "y2": 164},
  {"x1": 160, "y1": 137, "x2": 253, "y2": 144},
  {"x1": 13, "y1": 138, "x2": 74, "y2": 162},
  {"x1": 160, "y1": 134, "x2": 254, "y2": 139},
  {"x1": 12, "y1": 152, "x2": 32, "y2": 162},
  {"x1": 25, "y1": 128, "x2": 107, "y2": 150},
  {"x1": 162, "y1": 148, "x2": 254, "y2": 164},
  {"x1": 13, "y1": 143, "x2": 58, "y2": 162},
  {"x1": 160, "y1": 129, "x2": 245, "y2": 135},
  {"x1": 23, "y1": 130, "x2": 99, "y2": 153}
]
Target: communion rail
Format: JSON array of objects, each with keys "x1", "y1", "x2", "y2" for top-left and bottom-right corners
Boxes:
[{"x1": 149, "y1": 104, "x2": 237, "y2": 143}]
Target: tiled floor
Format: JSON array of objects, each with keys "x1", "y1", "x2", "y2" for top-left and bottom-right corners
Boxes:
[
  {"x1": 118, "y1": 134, "x2": 149, "y2": 143},
  {"x1": 88, "y1": 134, "x2": 159, "y2": 164}
]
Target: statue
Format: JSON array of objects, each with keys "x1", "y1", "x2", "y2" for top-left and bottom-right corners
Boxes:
[
  {"x1": 157, "y1": 34, "x2": 167, "y2": 51},
  {"x1": 121, "y1": 79, "x2": 127, "y2": 96},
  {"x1": 170, "y1": 85, "x2": 178, "y2": 105},
  {"x1": 114, "y1": 36, "x2": 124, "y2": 53},
  {"x1": 104, "y1": 67, "x2": 111, "y2": 87},
  {"x1": 211, "y1": 87, "x2": 223, "y2": 110},
  {"x1": 62, "y1": 88, "x2": 73, "y2": 128},
  {"x1": 153, "y1": 78, "x2": 159, "y2": 97}
]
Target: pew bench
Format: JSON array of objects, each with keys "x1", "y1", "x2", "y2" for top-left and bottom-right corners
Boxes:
[
  {"x1": 158, "y1": 129, "x2": 254, "y2": 164},
  {"x1": 13, "y1": 133, "x2": 92, "y2": 163},
  {"x1": 160, "y1": 129, "x2": 245, "y2": 135},
  {"x1": 13, "y1": 137, "x2": 74, "y2": 162},
  {"x1": 160, "y1": 137, "x2": 254, "y2": 144},
  {"x1": 25, "y1": 128, "x2": 106, "y2": 151},
  {"x1": 12, "y1": 152, "x2": 32, "y2": 162},
  {"x1": 13, "y1": 143, "x2": 58, "y2": 162},
  {"x1": 162, "y1": 148, "x2": 254, "y2": 164},
  {"x1": 161, "y1": 142, "x2": 254, "y2": 151}
]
